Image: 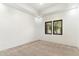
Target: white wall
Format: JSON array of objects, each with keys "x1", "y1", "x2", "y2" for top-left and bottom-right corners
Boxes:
[
  {"x1": 35, "y1": 16, "x2": 44, "y2": 39},
  {"x1": 41, "y1": 7, "x2": 79, "y2": 48},
  {"x1": 0, "y1": 4, "x2": 38, "y2": 51}
]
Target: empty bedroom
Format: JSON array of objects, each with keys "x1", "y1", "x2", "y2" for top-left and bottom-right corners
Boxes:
[{"x1": 0, "y1": 3, "x2": 79, "y2": 56}]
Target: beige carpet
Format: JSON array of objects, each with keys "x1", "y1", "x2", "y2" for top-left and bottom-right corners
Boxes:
[{"x1": 0, "y1": 40, "x2": 79, "y2": 56}]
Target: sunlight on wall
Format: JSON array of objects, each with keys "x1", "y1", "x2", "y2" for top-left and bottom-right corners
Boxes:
[
  {"x1": 39, "y1": 3, "x2": 45, "y2": 5},
  {"x1": 35, "y1": 16, "x2": 43, "y2": 23},
  {"x1": 68, "y1": 7, "x2": 79, "y2": 15},
  {"x1": 0, "y1": 4, "x2": 6, "y2": 11}
]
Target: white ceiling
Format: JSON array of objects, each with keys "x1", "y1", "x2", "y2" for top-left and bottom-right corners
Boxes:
[
  {"x1": 25, "y1": 3, "x2": 58, "y2": 12},
  {"x1": 4, "y1": 3, "x2": 79, "y2": 16}
]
